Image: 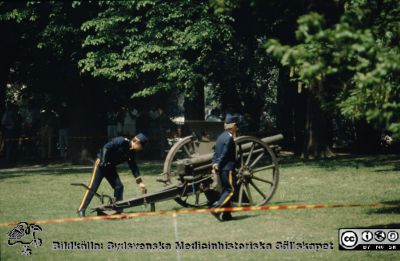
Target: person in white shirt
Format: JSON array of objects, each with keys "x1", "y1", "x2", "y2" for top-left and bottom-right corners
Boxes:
[{"x1": 123, "y1": 106, "x2": 138, "y2": 137}]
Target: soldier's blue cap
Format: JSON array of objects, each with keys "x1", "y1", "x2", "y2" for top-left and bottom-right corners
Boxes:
[
  {"x1": 225, "y1": 115, "x2": 239, "y2": 124},
  {"x1": 135, "y1": 133, "x2": 148, "y2": 147}
]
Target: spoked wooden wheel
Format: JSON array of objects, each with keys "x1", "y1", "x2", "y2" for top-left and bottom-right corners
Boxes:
[
  {"x1": 163, "y1": 136, "x2": 202, "y2": 178},
  {"x1": 233, "y1": 136, "x2": 279, "y2": 206},
  {"x1": 163, "y1": 136, "x2": 209, "y2": 208}
]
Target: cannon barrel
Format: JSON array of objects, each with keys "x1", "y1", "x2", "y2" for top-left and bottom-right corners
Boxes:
[
  {"x1": 176, "y1": 134, "x2": 283, "y2": 169},
  {"x1": 260, "y1": 134, "x2": 284, "y2": 145}
]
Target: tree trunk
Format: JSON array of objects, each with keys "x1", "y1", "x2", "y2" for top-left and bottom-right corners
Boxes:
[
  {"x1": 0, "y1": 22, "x2": 12, "y2": 111},
  {"x1": 293, "y1": 89, "x2": 307, "y2": 155},
  {"x1": 276, "y1": 67, "x2": 308, "y2": 154},
  {"x1": 302, "y1": 90, "x2": 335, "y2": 159},
  {"x1": 184, "y1": 81, "x2": 205, "y2": 120},
  {"x1": 0, "y1": 67, "x2": 7, "y2": 111},
  {"x1": 276, "y1": 67, "x2": 294, "y2": 148}
]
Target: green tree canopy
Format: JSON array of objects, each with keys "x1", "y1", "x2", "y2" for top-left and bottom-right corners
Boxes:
[
  {"x1": 78, "y1": 0, "x2": 233, "y2": 98},
  {"x1": 0, "y1": 0, "x2": 97, "y2": 105},
  {"x1": 266, "y1": 0, "x2": 400, "y2": 137}
]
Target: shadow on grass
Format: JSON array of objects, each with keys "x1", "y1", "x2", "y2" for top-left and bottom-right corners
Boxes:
[
  {"x1": 281, "y1": 154, "x2": 400, "y2": 171},
  {"x1": 232, "y1": 214, "x2": 256, "y2": 221},
  {"x1": 272, "y1": 200, "x2": 302, "y2": 205},
  {"x1": 367, "y1": 200, "x2": 400, "y2": 215},
  {"x1": 354, "y1": 223, "x2": 400, "y2": 229},
  {"x1": 0, "y1": 168, "x2": 91, "y2": 178},
  {"x1": 374, "y1": 165, "x2": 400, "y2": 172},
  {"x1": 0, "y1": 163, "x2": 164, "y2": 180}
]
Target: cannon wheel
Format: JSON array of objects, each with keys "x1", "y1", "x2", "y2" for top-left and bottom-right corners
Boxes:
[
  {"x1": 163, "y1": 136, "x2": 200, "y2": 178},
  {"x1": 163, "y1": 136, "x2": 209, "y2": 208},
  {"x1": 233, "y1": 136, "x2": 279, "y2": 206},
  {"x1": 163, "y1": 135, "x2": 279, "y2": 208}
]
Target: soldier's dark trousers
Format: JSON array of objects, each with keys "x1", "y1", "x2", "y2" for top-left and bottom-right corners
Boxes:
[
  {"x1": 213, "y1": 169, "x2": 236, "y2": 208},
  {"x1": 78, "y1": 159, "x2": 124, "y2": 212}
]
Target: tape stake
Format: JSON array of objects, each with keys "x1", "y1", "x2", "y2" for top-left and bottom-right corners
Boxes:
[{"x1": 172, "y1": 213, "x2": 181, "y2": 261}]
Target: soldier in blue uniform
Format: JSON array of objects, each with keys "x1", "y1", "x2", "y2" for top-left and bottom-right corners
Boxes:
[
  {"x1": 210, "y1": 115, "x2": 239, "y2": 221},
  {"x1": 77, "y1": 133, "x2": 148, "y2": 217}
]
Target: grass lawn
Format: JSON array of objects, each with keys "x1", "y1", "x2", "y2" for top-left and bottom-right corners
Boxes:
[{"x1": 0, "y1": 155, "x2": 399, "y2": 260}]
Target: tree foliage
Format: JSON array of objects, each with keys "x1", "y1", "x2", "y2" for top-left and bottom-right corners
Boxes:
[
  {"x1": 0, "y1": 0, "x2": 95, "y2": 103},
  {"x1": 2, "y1": 0, "x2": 399, "y2": 150},
  {"x1": 78, "y1": 0, "x2": 233, "y2": 98},
  {"x1": 266, "y1": 0, "x2": 400, "y2": 137}
]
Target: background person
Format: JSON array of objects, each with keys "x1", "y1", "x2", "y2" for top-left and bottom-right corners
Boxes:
[
  {"x1": 123, "y1": 105, "x2": 138, "y2": 137},
  {"x1": 106, "y1": 108, "x2": 118, "y2": 139},
  {"x1": 206, "y1": 108, "x2": 222, "y2": 122},
  {"x1": 39, "y1": 108, "x2": 56, "y2": 160},
  {"x1": 57, "y1": 102, "x2": 69, "y2": 159},
  {"x1": 1, "y1": 103, "x2": 19, "y2": 162},
  {"x1": 156, "y1": 107, "x2": 175, "y2": 160}
]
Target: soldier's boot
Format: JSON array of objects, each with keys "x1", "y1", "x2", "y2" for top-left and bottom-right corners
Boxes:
[
  {"x1": 210, "y1": 202, "x2": 222, "y2": 221},
  {"x1": 221, "y1": 212, "x2": 233, "y2": 221},
  {"x1": 77, "y1": 210, "x2": 85, "y2": 217},
  {"x1": 221, "y1": 202, "x2": 233, "y2": 221}
]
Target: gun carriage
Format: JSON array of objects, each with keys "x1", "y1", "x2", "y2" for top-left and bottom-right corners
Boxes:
[{"x1": 73, "y1": 121, "x2": 283, "y2": 216}]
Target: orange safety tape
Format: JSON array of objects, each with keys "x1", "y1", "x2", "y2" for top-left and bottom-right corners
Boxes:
[{"x1": 0, "y1": 202, "x2": 393, "y2": 227}]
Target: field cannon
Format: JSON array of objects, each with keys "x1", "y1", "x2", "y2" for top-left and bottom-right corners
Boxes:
[{"x1": 92, "y1": 133, "x2": 283, "y2": 215}]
